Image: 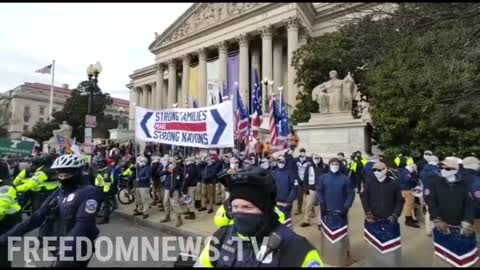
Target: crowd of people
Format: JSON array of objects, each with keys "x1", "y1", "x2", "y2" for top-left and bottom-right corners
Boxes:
[{"x1": 0, "y1": 139, "x2": 479, "y2": 267}]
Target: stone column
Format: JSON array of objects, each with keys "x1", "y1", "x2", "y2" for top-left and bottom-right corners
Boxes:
[
  {"x1": 129, "y1": 87, "x2": 136, "y2": 130},
  {"x1": 287, "y1": 17, "x2": 299, "y2": 108},
  {"x1": 237, "y1": 34, "x2": 249, "y2": 108},
  {"x1": 198, "y1": 48, "x2": 207, "y2": 107},
  {"x1": 167, "y1": 59, "x2": 177, "y2": 107},
  {"x1": 142, "y1": 85, "x2": 149, "y2": 108},
  {"x1": 273, "y1": 35, "x2": 283, "y2": 93},
  {"x1": 181, "y1": 54, "x2": 190, "y2": 108},
  {"x1": 261, "y1": 25, "x2": 273, "y2": 112},
  {"x1": 218, "y1": 41, "x2": 228, "y2": 92},
  {"x1": 155, "y1": 63, "x2": 165, "y2": 109}
]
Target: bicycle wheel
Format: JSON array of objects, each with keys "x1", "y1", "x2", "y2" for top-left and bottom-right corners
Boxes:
[{"x1": 117, "y1": 187, "x2": 134, "y2": 205}]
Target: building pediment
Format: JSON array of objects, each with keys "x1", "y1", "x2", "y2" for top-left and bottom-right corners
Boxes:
[{"x1": 149, "y1": 3, "x2": 274, "y2": 52}]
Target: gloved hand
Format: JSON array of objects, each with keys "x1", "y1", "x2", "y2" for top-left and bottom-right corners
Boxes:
[
  {"x1": 434, "y1": 218, "x2": 450, "y2": 234},
  {"x1": 304, "y1": 188, "x2": 310, "y2": 195},
  {"x1": 339, "y1": 208, "x2": 348, "y2": 217},
  {"x1": 365, "y1": 212, "x2": 376, "y2": 224},
  {"x1": 387, "y1": 214, "x2": 398, "y2": 224},
  {"x1": 320, "y1": 204, "x2": 327, "y2": 216},
  {"x1": 460, "y1": 221, "x2": 475, "y2": 236}
]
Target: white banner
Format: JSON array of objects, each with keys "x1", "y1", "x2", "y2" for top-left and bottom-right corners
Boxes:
[{"x1": 135, "y1": 101, "x2": 234, "y2": 148}]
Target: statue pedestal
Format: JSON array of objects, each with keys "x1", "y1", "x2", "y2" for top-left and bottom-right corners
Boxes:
[{"x1": 294, "y1": 112, "x2": 370, "y2": 157}]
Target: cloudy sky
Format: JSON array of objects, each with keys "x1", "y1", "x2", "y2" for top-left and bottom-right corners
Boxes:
[{"x1": 0, "y1": 3, "x2": 192, "y2": 100}]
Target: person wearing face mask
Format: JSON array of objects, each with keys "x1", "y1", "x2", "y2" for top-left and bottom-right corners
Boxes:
[
  {"x1": 269, "y1": 157, "x2": 277, "y2": 170},
  {"x1": 424, "y1": 158, "x2": 477, "y2": 267},
  {"x1": 300, "y1": 154, "x2": 328, "y2": 228},
  {"x1": 0, "y1": 155, "x2": 101, "y2": 267},
  {"x1": 198, "y1": 155, "x2": 221, "y2": 214},
  {"x1": 194, "y1": 167, "x2": 323, "y2": 267},
  {"x1": 132, "y1": 156, "x2": 152, "y2": 220},
  {"x1": 420, "y1": 155, "x2": 440, "y2": 236},
  {"x1": 398, "y1": 163, "x2": 420, "y2": 228},
  {"x1": 462, "y1": 157, "x2": 480, "y2": 237},
  {"x1": 260, "y1": 158, "x2": 270, "y2": 170},
  {"x1": 417, "y1": 150, "x2": 433, "y2": 174},
  {"x1": 271, "y1": 155, "x2": 299, "y2": 228},
  {"x1": 181, "y1": 156, "x2": 198, "y2": 220},
  {"x1": 349, "y1": 151, "x2": 368, "y2": 194},
  {"x1": 360, "y1": 162, "x2": 404, "y2": 267},
  {"x1": 158, "y1": 157, "x2": 184, "y2": 227},
  {"x1": 294, "y1": 148, "x2": 310, "y2": 216},
  {"x1": 316, "y1": 158, "x2": 355, "y2": 266},
  {"x1": 337, "y1": 152, "x2": 349, "y2": 175}
]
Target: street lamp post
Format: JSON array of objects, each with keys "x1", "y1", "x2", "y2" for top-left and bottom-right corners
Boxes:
[{"x1": 85, "y1": 62, "x2": 102, "y2": 155}]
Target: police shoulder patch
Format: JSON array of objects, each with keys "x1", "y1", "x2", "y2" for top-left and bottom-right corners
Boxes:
[
  {"x1": 424, "y1": 188, "x2": 430, "y2": 196},
  {"x1": 85, "y1": 199, "x2": 97, "y2": 214},
  {"x1": 474, "y1": 191, "x2": 480, "y2": 199},
  {"x1": 306, "y1": 260, "x2": 321, "y2": 267},
  {"x1": 0, "y1": 186, "x2": 9, "y2": 194}
]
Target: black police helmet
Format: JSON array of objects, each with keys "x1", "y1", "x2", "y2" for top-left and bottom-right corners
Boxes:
[{"x1": 228, "y1": 167, "x2": 277, "y2": 203}]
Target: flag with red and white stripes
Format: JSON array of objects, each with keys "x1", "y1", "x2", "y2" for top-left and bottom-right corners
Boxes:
[
  {"x1": 269, "y1": 94, "x2": 278, "y2": 146},
  {"x1": 235, "y1": 85, "x2": 249, "y2": 143},
  {"x1": 250, "y1": 69, "x2": 262, "y2": 139},
  {"x1": 35, "y1": 64, "x2": 53, "y2": 74}
]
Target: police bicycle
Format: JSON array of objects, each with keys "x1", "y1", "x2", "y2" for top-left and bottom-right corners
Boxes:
[{"x1": 116, "y1": 176, "x2": 154, "y2": 205}]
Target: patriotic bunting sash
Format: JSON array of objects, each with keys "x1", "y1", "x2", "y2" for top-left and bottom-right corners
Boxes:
[
  {"x1": 320, "y1": 212, "x2": 348, "y2": 244},
  {"x1": 433, "y1": 227, "x2": 478, "y2": 267},
  {"x1": 364, "y1": 219, "x2": 401, "y2": 254}
]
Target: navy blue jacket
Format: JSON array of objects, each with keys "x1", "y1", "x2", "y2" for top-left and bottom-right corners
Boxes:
[
  {"x1": 463, "y1": 168, "x2": 480, "y2": 218},
  {"x1": 317, "y1": 171, "x2": 355, "y2": 211},
  {"x1": 160, "y1": 166, "x2": 183, "y2": 191},
  {"x1": 271, "y1": 167, "x2": 299, "y2": 204},
  {"x1": 136, "y1": 165, "x2": 152, "y2": 188},
  {"x1": 201, "y1": 161, "x2": 222, "y2": 184},
  {"x1": 0, "y1": 183, "x2": 101, "y2": 259},
  {"x1": 361, "y1": 161, "x2": 375, "y2": 183},
  {"x1": 398, "y1": 168, "x2": 417, "y2": 191},
  {"x1": 419, "y1": 164, "x2": 440, "y2": 190},
  {"x1": 304, "y1": 163, "x2": 328, "y2": 191}
]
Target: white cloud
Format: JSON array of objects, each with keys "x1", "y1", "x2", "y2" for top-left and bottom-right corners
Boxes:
[{"x1": 0, "y1": 3, "x2": 192, "y2": 100}]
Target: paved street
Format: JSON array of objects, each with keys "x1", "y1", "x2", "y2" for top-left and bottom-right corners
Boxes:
[{"x1": 10, "y1": 214, "x2": 180, "y2": 267}]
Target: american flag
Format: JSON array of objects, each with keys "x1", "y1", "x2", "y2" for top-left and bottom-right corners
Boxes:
[
  {"x1": 276, "y1": 90, "x2": 289, "y2": 150},
  {"x1": 269, "y1": 94, "x2": 278, "y2": 146},
  {"x1": 35, "y1": 64, "x2": 53, "y2": 74},
  {"x1": 250, "y1": 69, "x2": 262, "y2": 139},
  {"x1": 235, "y1": 84, "x2": 249, "y2": 143}
]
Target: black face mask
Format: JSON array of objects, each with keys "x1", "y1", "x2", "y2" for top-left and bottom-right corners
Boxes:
[{"x1": 232, "y1": 212, "x2": 264, "y2": 237}]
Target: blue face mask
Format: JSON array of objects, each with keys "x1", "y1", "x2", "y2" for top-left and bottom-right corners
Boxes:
[{"x1": 232, "y1": 212, "x2": 264, "y2": 236}]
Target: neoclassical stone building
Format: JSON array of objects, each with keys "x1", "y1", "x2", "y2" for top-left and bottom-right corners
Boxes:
[{"x1": 127, "y1": 3, "x2": 395, "y2": 131}]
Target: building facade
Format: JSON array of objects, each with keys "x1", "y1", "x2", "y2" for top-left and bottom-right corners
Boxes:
[
  {"x1": 0, "y1": 82, "x2": 129, "y2": 139},
  {"x1": 127, "y1": 3, "x2": 396, "y2": 131}
]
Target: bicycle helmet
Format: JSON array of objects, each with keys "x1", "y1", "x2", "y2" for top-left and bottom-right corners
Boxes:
[{"x1": 51, "y1": 154, "x2": 85, "y2": 169}]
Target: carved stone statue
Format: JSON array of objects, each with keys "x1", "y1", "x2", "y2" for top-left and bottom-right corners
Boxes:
[
  {"x1": 359, "y1": 96, "x2": 372, "y2": 123},
  {"x1": 312, "y1": 70, "x2": 352, "y2": 113}
]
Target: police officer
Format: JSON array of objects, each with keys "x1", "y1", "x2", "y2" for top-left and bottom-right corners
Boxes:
[
  {"x1": 15, "y1": 154, "x2": 57, "y2": 212},
  {"x1": 349, "y1": 151, "x2": 368, "y2": 193},
  {"x1": 0, "y1": 160, "x2": 21, "y2": 268},
  {"x1": 425, "y1": 158, "x2": 477, "y2": 267},
  {"x1": 160, "y1": 157, "x2": 184, "y2": 227},
  {"x1": 271, "y1": 154, "x2": 299, "y2": 228},
  {"x1": 94, "y1": 157, "x2": 113, "y2": 224},
  {"x1": 0, "y1": 154, "x2": 101, "y2": 267},
  {"x1": 13, "y1": 157, "x2": 33, "y2": 187},
  {"x1": 301, "y1": 153, "x2": 328, "y2": 228},
  {"x1": 182, "y1": 156, "x2": 198, "y2": 220},
  {"x1": 194, "y1": 167, "x2": 324, "y2": 267}
]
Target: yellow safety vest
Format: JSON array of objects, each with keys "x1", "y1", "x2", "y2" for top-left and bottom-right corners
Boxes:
[
  {"x1": 121, "y1": 165, "x2": 134, "y2": 177},
  {"x1": 0, "y1": 183, "x2": 21, "y2": 220},
  {"x1": 394, "y1": 155, "x2": 414, "y2": 167},
  {"x1": 213, "y1": 205, "x2": 287, "y2": 229},
  {"x1": 13, "y1": 169, "x2": 28, "y2": 186},
  {"x1": 16, "y1": 166, "x2": 59, "y2": 192},
  {"x1": 95, "y1": 167, "x2": 113, "y2": 193},
  {"x1": 349, "y1": 157, "x2": 368, "y2": 172}
]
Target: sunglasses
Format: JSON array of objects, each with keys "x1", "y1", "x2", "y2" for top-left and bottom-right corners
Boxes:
[
  {"x1": 441, "y1": 167, "x2": 455, "y2": 171},
  {"x1": 424, "y1": 153, "x2": 432, "y2": 156},
  {"x1": 277, "y1": 160, "x2": 285, "y2": 164},
  {"x1": 373, "y1": 168, "x2": 384, "y2": 172}
]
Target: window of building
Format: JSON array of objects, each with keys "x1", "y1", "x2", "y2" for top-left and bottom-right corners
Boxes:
[
  {"x1": 23, "y1": 125, "x2": 28, "y2": 131},
  {"x1": 39, "y1": 106, "x2": 45, "y2": 115},
  {"x1": 24, "y1": 116, "x2": 30, "y2": 122},
  {"x1": 24, "y1": 106, "x2": 30, "y2": 114}
]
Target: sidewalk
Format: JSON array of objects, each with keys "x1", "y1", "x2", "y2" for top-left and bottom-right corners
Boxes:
[{"x1": 115, "y1": 196, "x2": 434, "y2": 267}]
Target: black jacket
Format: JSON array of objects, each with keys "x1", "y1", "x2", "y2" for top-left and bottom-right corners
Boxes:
[
  {"x1": 183, "y1": 164, "x2": 198, "y2": 188},
  {"x1": 425, "y1": 175, "x2": 475, "y2": 225},
  {"x1": 360, "y1": 173, "x2": 404, "y2": 219},
  {"x1": 303, "y1": 163, "x2": 328, "y2": 191}
]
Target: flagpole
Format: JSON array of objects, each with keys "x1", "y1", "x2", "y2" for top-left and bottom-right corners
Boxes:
[{"x1": 49, "y1": 59, "x2": 56, "y2": 120}]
